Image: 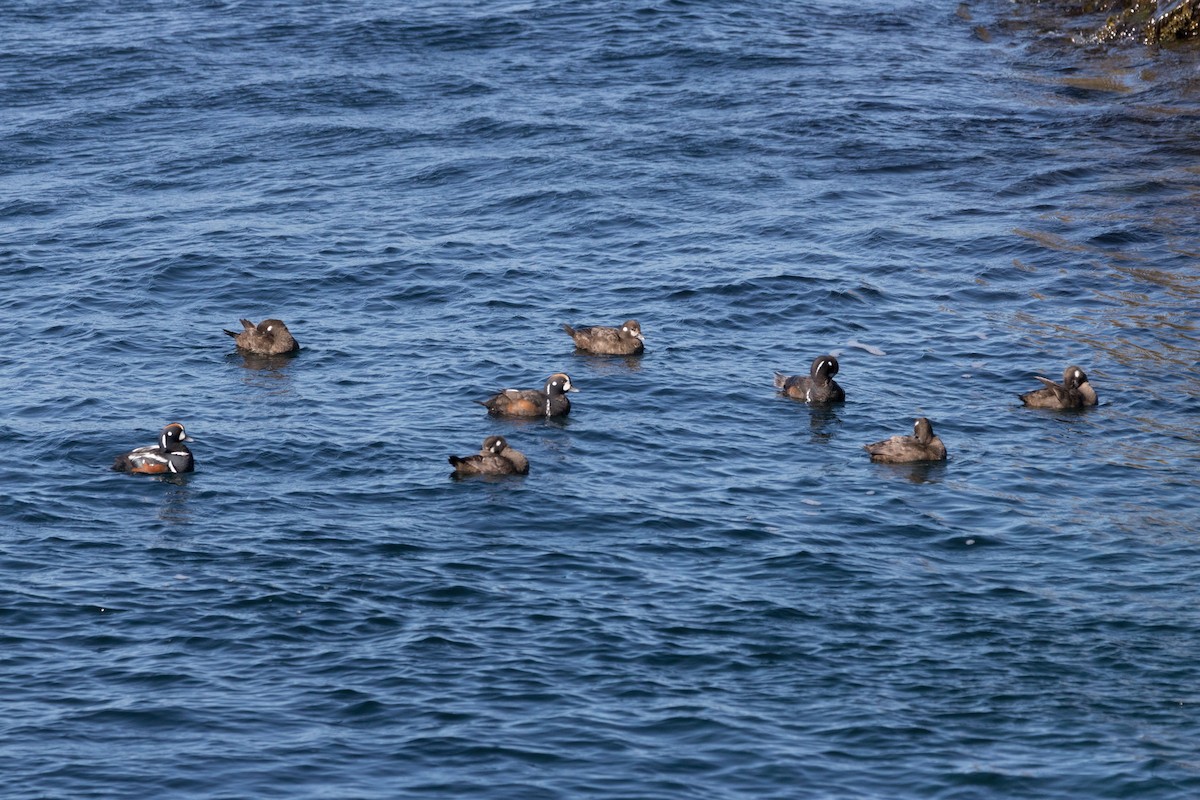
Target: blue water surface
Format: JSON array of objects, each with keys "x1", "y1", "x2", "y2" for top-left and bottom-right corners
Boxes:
[{"x1": 2, "y1": 1, "x2": 1199, "y2": 798}]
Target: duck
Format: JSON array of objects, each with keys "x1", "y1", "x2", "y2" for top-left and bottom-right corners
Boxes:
[
  {"x1": 223, "y1": 318, "x2": 300, "y2": 355},
  {"x1": 562, "y1": 319, "x2": 645, "y2": 355},
  {"x1": 1019, "y1": 365, "x2": 1097, "y2": 409},
  {"x1": 449, "y1": 435, "x2": 529, "y2": 477},
  {"x1": 477, "y1": 373, "x2": 577, "y2": 417},
  {"x1": 112, "y1": 422, "x2": 195, "y2": 474},
  {"x1": 864, "y1": 417, "x2": 947, "y2": 463},
  {"x1": 774, "y1": 355, "x2": 845, "y2": 404}
]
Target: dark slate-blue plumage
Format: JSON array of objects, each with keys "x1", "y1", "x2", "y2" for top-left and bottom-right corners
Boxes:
[
  {"x1": 774, "y1": 355, "x2": 845, "y2": 404},
  {"x1": 112, "y1": 423, "x2": 195, "y2": 475}
]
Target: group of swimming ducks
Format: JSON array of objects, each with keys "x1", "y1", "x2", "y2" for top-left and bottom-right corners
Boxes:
[
  {"x1": 111, "y1": 316, "x2": 1099, "y2": 477},
  {"x1": 775, "y1": 356, "x2": 1097, "y2": 463},
  {"x1": 111, "y1": 318, "x2": 299, "y2": 475}
]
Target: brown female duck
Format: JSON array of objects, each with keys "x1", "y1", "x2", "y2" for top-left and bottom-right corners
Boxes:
[
  {"x1": 865, "y1": 418, "x2": 947, "y2": 463},
  {"x1": 449, "y1": 435, "x2": 529, "y2": 477},
  {"x1": 223, "y1": 318, "x2": 300, "y2": 355},
  {"x1": 562, "y1": 319, "x2": 644, "y2": 355},
  {"x1": 1019, "y1": 365, "x2": 1097, "y2": 409}
]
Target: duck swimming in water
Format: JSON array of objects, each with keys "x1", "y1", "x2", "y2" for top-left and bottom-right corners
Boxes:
[
  {"x1": 223, "y1": 318, "x2": 300, "y2": 355},
  {"x1": 449, "y1": 435, "x2": 529, "y2": 477},
  {"x1": 112, "y1": 422, "x2": 195, "y2": 475},
  {"x1": 477, "y1": 373, "x2": 577, "y2": 418},
  {"x1": 562, "y1": 319, "x2": 645, "y2": 355},
  {"x1": 864, "y1": 417, "x2": 947, "y2": 464},
  {"x1": 1019, "y1": 365, "x2": 1097, "y2": 409},
  {"x1": 774, "y1": 355, "x2": 845, "y2": 404}
]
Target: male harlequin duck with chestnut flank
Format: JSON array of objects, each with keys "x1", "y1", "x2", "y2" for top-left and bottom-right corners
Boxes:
[
  {"x1": 864, "y1": 417, "x2": 947, "y2": 464},
  {"x1": 112, "y1": 423, "x2": 195, "y2": 474},
  {"x1": 449, "y1": 435, "x2": 529, "y2": 477},
  {"x1": 774, "y1": 355, "x2": 845, "y2": 404},
  {"x1": 477, "y1": 373, "x2": 577, "y2": 417},
  {"x1": 1019, "y1": 365, "x2": 1098, "y2": 409},
  {"x1": 562, "y1": 319, "x2": 645, "y2": 355},
  {"x1": 223, "y1": 318, "x2": 300, "y2": 355}
]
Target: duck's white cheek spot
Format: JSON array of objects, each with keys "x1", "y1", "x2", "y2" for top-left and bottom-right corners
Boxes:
[{"x1": 266, "y1": 325, "x2": 274, "y2": 332}]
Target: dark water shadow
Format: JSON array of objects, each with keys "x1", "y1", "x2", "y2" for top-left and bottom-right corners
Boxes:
[
  {"x1": 228, "y1": 349, "x2": 301, "y2": 372},
  {"x1": 1017, "y1": 403, "x2": 1094, "y2": 417},
  {"x1": 570, "y1": 350, "x2": 644, "y2": 373},
  {"x1": 448, "y1": 472, "x2": 528, "y2": 483},
  {"x1": 807, "y1": 404, "x2": 844, "y2": 444},
  {"x1": 775, "y1": 393, "x2": 846, "y2": 444},
  {"x1": 869, "y1": 459, "x2": 948, "y2": 484},
  {"x1": 485, "y1": 414, "x2": 573, "y2": 432},
  {"x1": 154, "y1": 474, "x2": 193, "y2": 524},
  {"x1": 226, "y1": 350, "x2": 299, "y2": 393}
]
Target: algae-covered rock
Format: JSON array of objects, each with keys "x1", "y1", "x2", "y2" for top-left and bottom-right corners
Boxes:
[
  {"x1": 1146, "y1": 0, "x2": 1200, "y2": 42},
  {"x1": 1019, "y1": 0, "x2": 1200, "y2": 44}
]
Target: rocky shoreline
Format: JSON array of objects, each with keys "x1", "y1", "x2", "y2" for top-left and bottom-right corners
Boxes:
[
  {"x1": 1030, "y1": 0, "x2": 1200, "y2": 44},
  {"x1": 1102, "y1": 0, "x2": 1200, "y2": 43}
]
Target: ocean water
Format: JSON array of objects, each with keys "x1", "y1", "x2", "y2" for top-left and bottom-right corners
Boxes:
[{"x1": 2, "y1": 1, "x2": 1199, "y2": 797}]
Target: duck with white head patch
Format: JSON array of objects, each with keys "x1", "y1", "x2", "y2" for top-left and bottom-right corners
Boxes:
[
  {"x1": 562, "y1": 319, "x2": 645, "y2": 355},
  {"x1": 224, "y1": 318, "x2": 300, "y2": 355},
  {"x1": 448, "y1": 435, "x2": 529, "y2": 477},
  {"x1": 112, "y1": 422, "x2": 196, "y2": 474},
  {"x1": 1019, "y1": 365, "x2": 1097, "y2": 409},
  {"x1": 774, "y1": 355, "x2": 845, "y2": 404},
  {"x1": 864, "y1": 418, "x2": 947, "y2": 464},
  {"x1": 477, "y1": 373, "x2": 577, "y2": 417}
]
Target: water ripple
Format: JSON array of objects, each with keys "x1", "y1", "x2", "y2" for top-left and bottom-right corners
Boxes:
[{"x1": 1, "y1": 1, "x2": 1198, "y2": 798}]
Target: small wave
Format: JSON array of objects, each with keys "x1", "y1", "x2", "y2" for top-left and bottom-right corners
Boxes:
[{"x1": 846, "y1": 339, "x2": 886, "y2": 356}]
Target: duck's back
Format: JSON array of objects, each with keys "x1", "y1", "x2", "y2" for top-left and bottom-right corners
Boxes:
[
  {"x1": 865, "y1": 435, "x2": 945, "y2": 464},
  {"x1": 449, "y1": 453, "x2": 518, "y2": 476},
  {"x1": 481, "y1": 388, "x2": 544, "y2": 416},
  {"x1": 563, "y1": 324, "x2": 642, "y2": 355}
]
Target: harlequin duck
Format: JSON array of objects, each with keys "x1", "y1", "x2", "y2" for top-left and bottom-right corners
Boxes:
[
  {"x1": 562, "y1": 319, "x2": 645, "y2": 355},
  {"x1": 477, "y1": 373, "x2": 577, "y2": 417},
  {"x1": 774, "y1": 355, "x2": 845, "y2": 404},
  {"x1": 449, "y1": 435, "x2": 529, "y2": 477},
  {"x1": 223, "y1": 318, "x2": 300, "y2": 355},
  {"x1": 112, "y1": 422, "x2": 195, "y2": 474},
  {"x1": 1019, "y1": 365, "x2": 1098, "y2": 409},
  {"x1": 864, "y1": 417, "x2": 947, "y2": 463}
]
